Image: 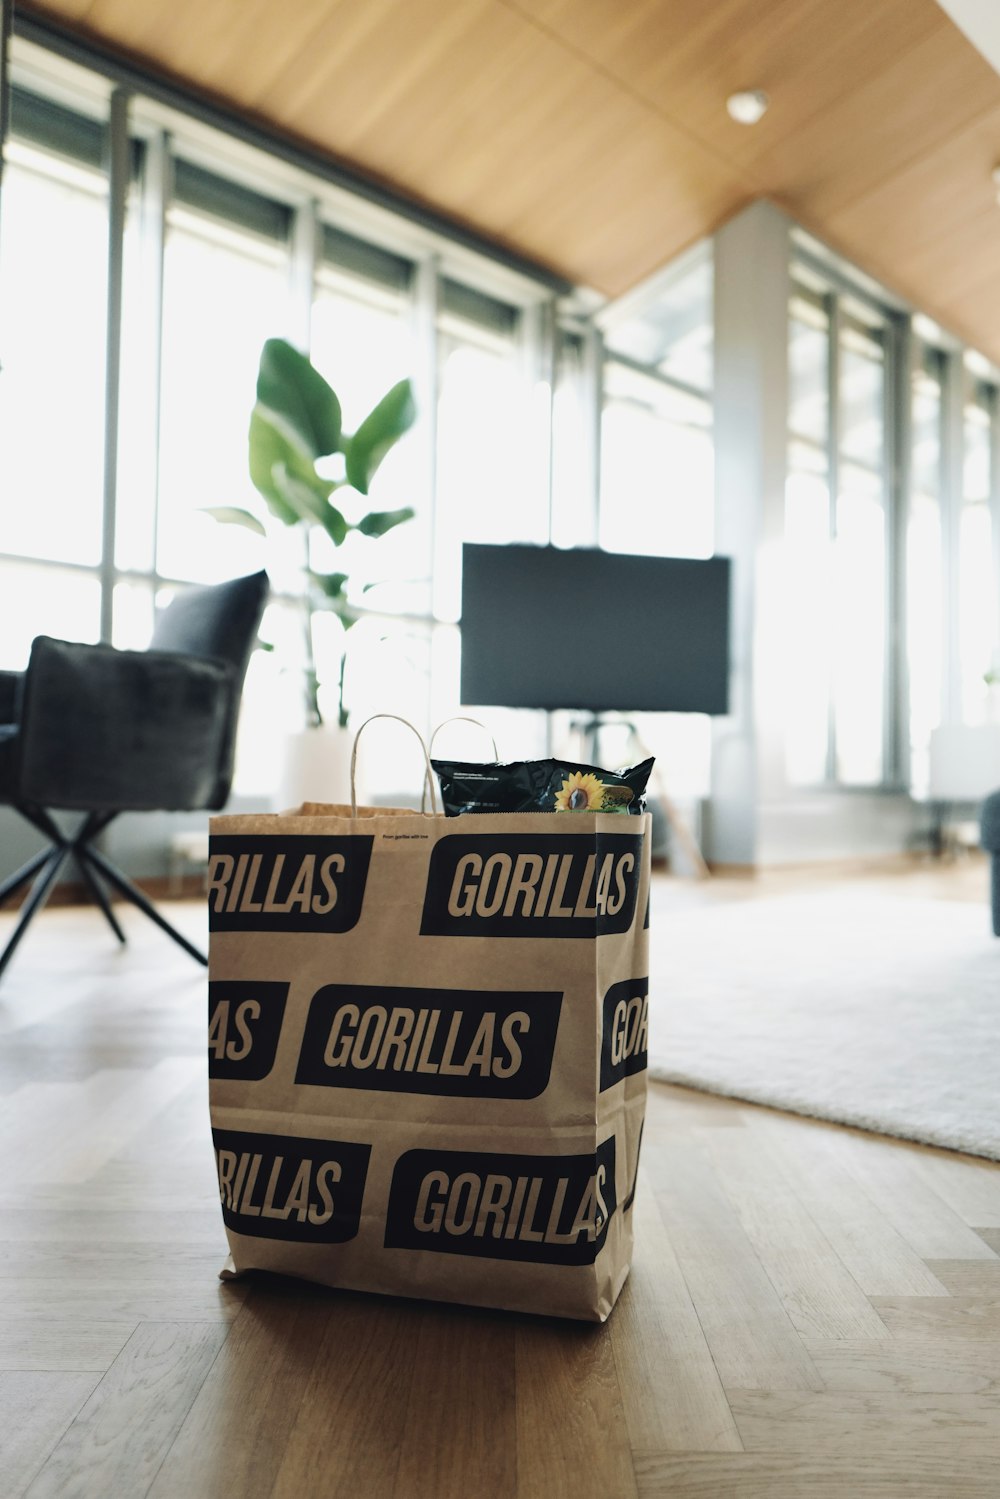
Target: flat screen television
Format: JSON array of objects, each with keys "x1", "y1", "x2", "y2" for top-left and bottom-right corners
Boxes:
[{"x1": 460, "y1": 543, "x2": 731, "y2": 716}]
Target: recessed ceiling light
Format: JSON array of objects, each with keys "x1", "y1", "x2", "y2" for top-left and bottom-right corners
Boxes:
[{"x1": 727, "y1": 89, "x2": 770, "y2": 125}]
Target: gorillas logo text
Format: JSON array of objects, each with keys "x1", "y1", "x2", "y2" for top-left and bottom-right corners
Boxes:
[
  {"x1": 213, "y1": 1127, "x2": 370, "y2": 1243},
  {"x1": 420, "y1": 834, "x2": 643, "y2": 938},
  {"x1": 599, "y1": 978, "x2": 649, "y2": 1091},
  {"x1": 296, "y1": 983, "x2": 562, "y2": 1098},
  {"x1": 208, "y1": 835, "x2": 372, "y2": 933},
  {"x1": 384, "y1": 1137, "x2": 616, "y2": 1264},
  {"x1": 208, "y1": 981, "x2": 288, "y2": 1080}
]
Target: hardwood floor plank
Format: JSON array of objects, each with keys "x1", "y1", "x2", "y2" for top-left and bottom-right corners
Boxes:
[
  {"x1": 0, "y1": 1371, "x2": 100, "y2": 1496},
  {"x1": 803, "y1": 1337, "x2": 1000, "y2": 1393},
  {"x1": 633, "y1": 1451, "x2": 1000, "y2": 1498},
  {"x1": 913, "y1": 1153, "x2": 1000, "y2": 1230},
  {"x1": 924, "y1": 1259, "x2": 1000, "y2": 1297},
  {"x1": 22, "y1": 1322, "x2": 228, "y2": 1499},
  {"x1": 746, "y1": 1113, "x2": 951, "y2": 1298},
  {"x1": 0, "y1": 1210, "x2": 225, "y2": 1244},
  {"x1": 609, "y1": 1174, "x2": 742, "y2": 1452},
  {"x1": 393, "y1": 1303, "x2": 516, "y2": 1499},
  {"x1": 0, "y1": 1080, "x2": 106, "y2": 1184},
  {"x1": 728, "y1": 1388, "x2": 1000, "y2": 1456},
  {"x1": 647, "y1": 1135, "x2": 823, "y2": 1392},
  {"x1": 516, "y1": 1315, "x2": 638, "y2": 1499},
  {"x1": 270, "y1": 1292, "x2": 423, "y2": 1499},
  {"x1": 0, "y1": 1280, "x2": 247, "y2": 1323},
  {"x1": 695, "y1": 1124, "x2": 890, "y2": 1340},
  {"x1": 150, "y1": 1281, "x2": 338, "y2": 1499},
  {"x1": 31, "y1": 1058, "x2": 204, "y2": 1187},
  {"x1": 0, "y1": 1321, "x2": 134, "y2": 1373},
  {"x1": 643, "y1": 1082, "x2": 745, "y2": 1130},
  {"x1": 3, "y1": 1181, "x2": 221, "y2": 1213},
  {"x1": 871, "y1": 1296, "x2": 1000, "y2": 1342},
  {"x1": 610, "y1": 1281, "x2": 743, "y2": 1453},
  {"x1": 0, "y1": 1244, "x2": 230, "y2": 1283},
  {"x1": 831, "y1": 1131, "x2": 999, "y2": 1261},
  {"x1": 0, "y1": 980, "x2": 91, "y2": 1039}
]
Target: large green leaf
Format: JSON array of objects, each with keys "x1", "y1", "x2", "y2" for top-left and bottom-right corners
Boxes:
[
  {"x1": 310, "y1": 570, "x2": 349, "y2": 602},
  {"x1": 273, "y1": 464, "x2": 349, "y2": 544},
  {"x1": 249, "y1": 408, "x2": 302, "y2": 524},
  {"x1": 355, "y1": 505, "x2": 415, "y2": 538},
  {"x1": 343, "y1": 379, "x2": 416, "y2": 495},
  {"x1": 249, "y1": 407, "x2": 333, "y2": 527},
  {"x1": 256, "y1": 338, "x2": 342, "y2": 459},
  {"x1": 201, "y1": 506, "x2": 267, "y2": 537}
]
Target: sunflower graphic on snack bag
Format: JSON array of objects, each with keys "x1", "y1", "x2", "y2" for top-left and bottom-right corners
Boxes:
[
  {"x1": 554, "y1": 771, "x2": 606, "y2": 811},
  {"x1": 553, "y1": 769, "x2": 636, "y2": 812}
]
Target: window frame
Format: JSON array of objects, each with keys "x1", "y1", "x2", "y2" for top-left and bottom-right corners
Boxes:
[
  {"x1": 787, "y1": 260, "x2": 907, "y2": 792},
  {"x1": 0, "y1": 48, "x2": 573, "y2": 781}
]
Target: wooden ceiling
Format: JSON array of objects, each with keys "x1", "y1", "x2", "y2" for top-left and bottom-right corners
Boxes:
[{"x1": 19, "y1": 0, "x2": 1000, "y2": 361}]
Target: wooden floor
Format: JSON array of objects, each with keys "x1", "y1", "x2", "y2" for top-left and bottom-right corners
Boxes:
[{"x1": 1, "y1": 857, "x2": 999, "y2": 1498}]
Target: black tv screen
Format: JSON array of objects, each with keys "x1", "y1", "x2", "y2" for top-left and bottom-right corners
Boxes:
[{"x1": 460, "y1": 544, "x2": 731, "y2": 716}]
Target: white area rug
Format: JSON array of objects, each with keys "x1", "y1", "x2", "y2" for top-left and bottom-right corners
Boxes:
[{"x1": 648, "y1": 890, "x2": 1000, "y2": 1160}]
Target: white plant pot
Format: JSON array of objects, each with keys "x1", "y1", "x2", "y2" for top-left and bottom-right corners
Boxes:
[{"x1": 274, "y1": 725, "x2": 363, "y2": 812}]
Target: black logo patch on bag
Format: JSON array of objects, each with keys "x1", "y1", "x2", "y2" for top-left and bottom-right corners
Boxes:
[
  {"x1": 383, "y1": 1137, "x2": 616, "y2": 1264},
  {"x1": 212, "y1": 1127, "x2": 370, "y2": 1243},
  {"x1": 207, "y1": 835, "x2": 373, "y2": 933},
  {"x1": 419, "y1": 834, "x2": 643, "y2": 938},
  {"x1": 295, "y1": 984, "x2": 563, "y2": 1099},
  {"x1": 208, "y1": 981, "x2": 288, "y2": 1080},
  {"x1": 599, "y1": 978, "x2": 649, "y2": 1091}
]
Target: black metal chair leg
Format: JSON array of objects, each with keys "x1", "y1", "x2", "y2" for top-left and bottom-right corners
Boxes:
[
  {"x1": 83, "y1": 843, "x2": 207, "y2": 966},
  {"x1": 0, "y1": 803, "x2": 205, "y2": 973},
  {"x1": 0, "y1": 844, "x2": 72, "y2": 979},
  {"x1": 0, "y1": 845, "x2": 56, "y2": 905},
  {"x1": 76, "y1": 850, "x2": 127, "y2": 944}
]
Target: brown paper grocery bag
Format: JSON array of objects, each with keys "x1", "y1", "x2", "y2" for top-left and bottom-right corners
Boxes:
[{"x1": 206, "y1": 733, "x2": 650, "y2": 1321}]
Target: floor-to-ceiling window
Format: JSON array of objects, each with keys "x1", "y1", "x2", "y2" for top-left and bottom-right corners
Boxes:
[
  {"x1": 595, "y1": 251, "x2": 715, "y2": 807},
  {"x1": 907, "y1": 343, "x2": 946, "y2": 796},
  {"x1": 0, "y1": 53, "x2": 566, "y2": 809},
  {"x1": 0, "y1": 91, "x2": 109, "y2": 661},
  {"x1": 431, "y1": 279, "x2": 550, "y2": 762},
  {"x1": 959, "y1": 370, "x2": 998, "y2": 725},
  {"x1": 786, "y1": 263, "x2": 1000, "y2": 805},
  {"x1": 834, "y1": 303, "x2": 889, "y2": 786},
  {"x1": 785, "y1": 270, "x2": 894, "y2": 790},
  {"x1": 785, "y1": 280, "x2": 833, "y2": 787},
  {"x1": 307, "y1": 228, "x2": 422, "y2": 756}
]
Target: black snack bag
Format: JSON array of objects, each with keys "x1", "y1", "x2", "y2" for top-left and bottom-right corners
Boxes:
[{"x1": 431, "y1": 756, "x2": 654, "y2": 817}]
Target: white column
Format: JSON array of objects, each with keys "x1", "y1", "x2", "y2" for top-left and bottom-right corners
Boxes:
[{"x1": 705, "y1": 202, "x2": 791, "y2": 867}]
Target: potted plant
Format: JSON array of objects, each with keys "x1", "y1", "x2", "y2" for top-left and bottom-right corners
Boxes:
[{"x1": 208, "y1": 336, "x2": 417, "y2": 803}]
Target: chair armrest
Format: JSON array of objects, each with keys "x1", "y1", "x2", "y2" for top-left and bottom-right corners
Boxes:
[
  {"x1": 0, "y1": 670, "x2": 23, "y2": 725},
  {"x1": 16, "y1": 637, "x2": 237, "y2": 812}
]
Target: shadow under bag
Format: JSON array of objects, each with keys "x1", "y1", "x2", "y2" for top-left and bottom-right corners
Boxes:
[{"x1": 206, "y1": 755, "x2": 650, "y2": 1321}]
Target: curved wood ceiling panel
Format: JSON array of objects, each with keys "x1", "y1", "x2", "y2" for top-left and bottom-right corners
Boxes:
[{"x1": 18, "y1": 0, "x2": 1000, "y2": 362}]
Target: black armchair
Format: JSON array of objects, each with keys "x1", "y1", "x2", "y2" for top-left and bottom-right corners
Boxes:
[{"x1": 0, "y1": 570, "x2": 268, "y2": 978}]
